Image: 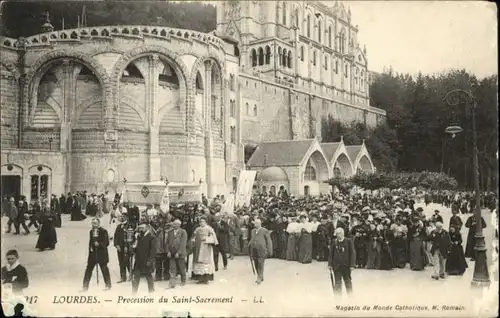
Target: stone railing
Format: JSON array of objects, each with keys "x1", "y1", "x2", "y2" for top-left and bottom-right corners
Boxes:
[{"x1": 1, "y1": 25, "x2": 224, "y2": 49}]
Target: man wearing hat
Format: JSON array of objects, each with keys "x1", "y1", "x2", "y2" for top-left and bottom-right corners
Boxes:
[
  {"x1": 429, "y1": 221, "x2": 451, "y2": 280},
  {"x1": 316, "y1": 215, "x2": 331, "y2": 261},
  {"x1": 431, "y1": 210, "x2": 443, "y2": 224},
  {"x1": 113, "y1": 213, "x2": 134, "y2": 283},
  {"x1": 15, "y1": 198, "x2": 30, "y2": 235},
  {"x1": 132, "y1": 221, "x2": 157, "y2": 294}
]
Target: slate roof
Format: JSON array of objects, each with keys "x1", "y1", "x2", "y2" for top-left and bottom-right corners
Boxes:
[
  {"x1": 320, "y1": 142, "x2": 340, "y2": 161},
  {"x1": 345, "y1": 145, "x2": 362, "y2": 163},
  {"x1": 246, "y1": 139, "x2": 315, "y2": 167}
]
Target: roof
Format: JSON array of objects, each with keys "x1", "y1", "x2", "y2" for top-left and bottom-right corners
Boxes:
[
  {"x1": 246, "y1": 139, "x2": 315, "y2": 167},
  {"x1": 345, "y1": 145, "x2": 362, "y2": 162},
  {"x1": 258, "y1": 167, "x2": 289, "y2": 182},
  {"x1": 320, "y1": 142, "x2": 340, "y2": 161}
]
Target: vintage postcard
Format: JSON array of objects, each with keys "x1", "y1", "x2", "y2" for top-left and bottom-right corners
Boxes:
[{"x1": 0, "y1": 0, "x2": 498, "y2": 317}]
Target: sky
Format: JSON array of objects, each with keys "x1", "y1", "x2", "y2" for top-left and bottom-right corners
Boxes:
[{"x1": 329, "y1": 1, "x2": 498, "y2": 78}]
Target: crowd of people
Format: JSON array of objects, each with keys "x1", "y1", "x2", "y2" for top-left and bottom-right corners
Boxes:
[{"x1": 1, "y1": 187, "x2": 498, "y2": 295}]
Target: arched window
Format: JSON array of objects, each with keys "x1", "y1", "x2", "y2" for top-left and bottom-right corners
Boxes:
[
  {"x1": 333, "y1": 167, "x2": 341, "y2": 178},
  {"x1": 344, "y1": 63, "x2": 348, "y2": 78},
  {"x1": 324, "y1": 55, "x2": 328, "y2": 70},
  {"x1": 335, "y1": 60, "x2": 339, "y2": 74},
  {"x1": 295, "y1": 8, "x2": 299, "y2": 27},
  {"x1": 287, "y1": 51, "x2": 292, "y2": 68},
  {"x1": 253, "y1": 104, "x2": 258, "y2": 116},
  {"x1": 262, "y1": 186, "x2": 267, "y2": 194},
  {"x1": 270, "y1": 185, "x2": 277, "y2": 196},
  {"x1": 245, "y1": 102, "x2": 249, "y2": 115},
  {"x1": 304, "y1": 165, "x2": 316, "y2": 181},
  {"x1": 265, "y1": 46, "x2": 271, "y2": 64},
  {"x1": 307, "y1": 15, "x2": 311, "y2": 37},
  {"x1": 251, "y1": 49, "x2": 257, "y2": 67},
  {"x1": 300, "y1": 46, "x2": 304, "y2": 61},
  {"x1": 328, "y1": 25, "x2": 332, "y2": 47},
  {"x1": 282, "y1": 2, "x2": 287, "y2": 25},
  {"x1": 278, "y1": 47, "x2": 282, "y2": 66},
  {"x1": 282, "y1": 49, "x2": 287, "y2": 66},
  {"x1": 258, "y1": 47, "x2": 264, "y2": 66},
  {"x1": 230, "y1": 126, "x2": 236, "y2": 144},
  {"x1": 230, "y1": 100, "x2": 235, "y2": 117},
  {"x1": 312, "y1": 51, "x2": 317, "y2": 66},
  {"x1": 229, "y1": 74, "x2": 235, "y2": 91},
  {"x1": 318, "y1": 19, "x2": 322, "y2": 43}
]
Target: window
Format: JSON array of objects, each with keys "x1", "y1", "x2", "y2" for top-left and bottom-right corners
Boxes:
[
  {"x1": 253, "y1": 104, "x2": 258, "y2": 116},
  {"x1": 245, "y1": 102, "x2": 249, "y2": 115},
  {"x1": 335, "y1": 60, "x2": 339, "y2": 74},
  {"x1": 282, "y1": 49, "x2": 287, "y2": 66},
  {"x1": 230, "y1": 100, "x2": 235, "y2": 117},
  {"x1": 230, "y1": 126, "x2": 236, "y2": 144},
  {"x1": 300, "y1": 46, "x2": 304, "y2": 61},
  {"x1": 265, "y1": 46, "x2": 271, "y2": 64},
  {"x1": 318, "y1": 20, "x2": 322, "y2": 43},
  {"x1": 287, "y1": 51, "x2": 292, "y2": 68},
  {"x1": 229, "y1": 74, "x2": 235, "y2": 91},
  {"x1": 282, "y1": 2, "x2": 286, "y2": 25},
  {"x1": 312, "y1": 51, "x2": 316, "y2": 66},
  {"x1": 324, "y1": 55, "x2": 328, "y2": 70},
  {"x1": 307, "y1": 15, "x2": 311, "y2": 37},
  {"x1": 258, "y1": 47, "x2": 264, "y2": 66},
  {"x1": 30, "y1": 174, "x2": 48, "y2": 201},
  {"x1": 328, "y1": 25, "x2": 332, "y2": 47},
  {"x1": 304, "y1": 165, "x2": 316, "y2": 181},
  {"x1": 251, "y1": 49, "x2": 257, "y2": 67},
  {"x1": 295, "y1": 8, "x2": 299, "y2": 27},
  {"x1": 344, "y1": 64, "x2": 348, "y2": 78}
]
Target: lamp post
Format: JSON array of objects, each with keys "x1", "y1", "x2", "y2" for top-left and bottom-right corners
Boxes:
[{"x1": 443, "y1": 88, "x2": 490, "y2": 288}]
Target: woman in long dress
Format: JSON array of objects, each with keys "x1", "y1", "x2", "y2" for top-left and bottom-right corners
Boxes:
[
  {"x1": 36, "y1": 200, "x2": 57, "y2": 251},
  {"x1": 277, "y1": 216, "x2": 289, "y2": 260},
  {"x1": 379, "y1": 224, "x2": 394, "y2": 270},
  {"x1": 285, "y1": 219, "x2": 298, "y2": 261},
  {"x1": 445, "y1": 225, "x2": 468, "y2": 275},
  {"x1": 391, "y1": 228, "x2": 407, "y2": 268},
  {"x1": 297, "y1": 214, "x2": 313, "y2": 264},
  {"x1": 366, "y1": 223, "x2": 382, "y2": 269},
  {"x1": 190, "y1": 217, "x2": 219, "y2": 284},
  {"x1": 408, "y1": 220, "x2": 426, "y2": 271}
]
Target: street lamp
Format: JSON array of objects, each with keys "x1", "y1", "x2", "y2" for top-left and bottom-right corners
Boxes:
[{"x1": 443, "y1": 88, "x2": 490, "y2": 288}]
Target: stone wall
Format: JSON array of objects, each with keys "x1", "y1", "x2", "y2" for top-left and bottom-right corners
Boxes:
[{"x1": 1, "y1": 71, "x2": 19, "y2": 149}]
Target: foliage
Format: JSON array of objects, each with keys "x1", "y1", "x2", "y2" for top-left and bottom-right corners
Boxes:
[
  {"x1": 1, "y1": 1, "x2": 217, "y2": 38},
  {"x1": 326, "y1": 171, "x2": 458, "y2": 191},
  {"x1": 323, "y1": 69, "x2": 498, "y2": 190}
]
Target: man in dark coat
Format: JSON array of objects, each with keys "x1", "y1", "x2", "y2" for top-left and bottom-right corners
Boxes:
[
  {"x1": 328, "y1": 227, "x2": 356, "y2": 295},
  {"x1": 15, "y1": 199, "x2": 30, "y2": 235},
  {"x1": 132, "y1": 222, "x2": 157, "y2": 294},
  {"x1": 212, "y1": 213, "x2": 230, "y2": 271},
  {"x1": 429, "y1": 222, "x2": 452, "y2": 280},
  {"x1": 6, "y1": 198, "x2": 18, "y2": 234},
  {"x1": 316, "y1": 215, "x2": 331, "y2": 261},
  {"x1": 165, "y1": 219, "x2": 188, "y2": 288},
  {"x1": 449, "y1": 210, "x2": 463, "y2": 232},
  {"x1": 113, "y1": 214, "x2": 133, "y2": 283},
  {"x1": 464, "y1": 214, "x2": 487, "y2": 260},
  {"x1": 81, "y1": 218, "x2": 111, "y2": 291},
  {"x1": 248, "y1": 218, "x2": 272, "y2": 284},
  {"x1": 59, "y1": 194, "x2": 66, "y2": 215},
  {"x1": 51, "y1": 195, "x2": 62, "y2": 228}
]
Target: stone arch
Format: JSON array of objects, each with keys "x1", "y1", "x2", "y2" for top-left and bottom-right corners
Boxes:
[
  {"x1": 27, "y1": 164, "x2": 53, "y2": 200},
  {"x1": 23, "y1": 50, "x2": 111, "y2": 128},
  {"x1": 333, "y1": 152, "x2": 354, "y2": 177},
  {"x1": 111, "y1": 45, "x2": 190, "y2": 127},
  {"x1": 357, "y1": 155, "x2": 374, "y2": 173},
  {"x1": 189, "y1": 54, "x2": 225, "y2": 135},
  {"x1": 303, "y1": 150, "x2": 329, "y2": 182},
  {"x1": 1, "y1": 163, "x2": 23, "y2": 176}
]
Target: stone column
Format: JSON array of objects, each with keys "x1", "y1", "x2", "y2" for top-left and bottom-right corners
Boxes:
[
  {"x1": 148, "y1": 54, "x2": 161, "y2": 181},
  {"x1": 60, "y1": 59, "x2": 78, "y2": 192},
  {"x1": 204, "y1": 61, "x2": 214, "y2": 198}
]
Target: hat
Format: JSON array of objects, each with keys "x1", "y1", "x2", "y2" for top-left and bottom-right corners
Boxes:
[
  {"x1": 362, "y1": 206, "x2": 371, "y2": 212},
  {"x1": 434, "y1": 210, "x2": 440, "y2": 213},
  {"x1": 416, "y1": 207, "x2": 424, "y2": 212}
]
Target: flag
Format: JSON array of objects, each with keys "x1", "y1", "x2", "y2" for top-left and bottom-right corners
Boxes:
[
  {"x1": 234, "y1": 170, "x2": 257, "y2": 208},
  {"x1": 160, "y1": 186, "x2": 170, "y2": 213},
  {"x1": 221, "y1": 193, "x2": 235, "y2": 216}
]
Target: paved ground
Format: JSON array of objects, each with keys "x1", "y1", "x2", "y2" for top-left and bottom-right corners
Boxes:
[{"x1": 1, "y1": 203, "x2": 498, "y2": 317}]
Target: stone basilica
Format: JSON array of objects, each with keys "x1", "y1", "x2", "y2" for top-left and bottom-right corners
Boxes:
[{"x1": 0, "y1": 1, "x2": 385, "y2": 203}]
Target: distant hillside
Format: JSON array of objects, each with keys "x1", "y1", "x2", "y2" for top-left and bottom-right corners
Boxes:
[{"x1": 1, "y1": 1, "x2": 217, "y2": 38}]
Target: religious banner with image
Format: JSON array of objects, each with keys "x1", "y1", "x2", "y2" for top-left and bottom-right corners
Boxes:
[
  {"x1": 221, "y1": 192, "x2": 235, "y2": 216},
  {"x1": 234, "y1": 170, "x2": 257, "y2": 208}
]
